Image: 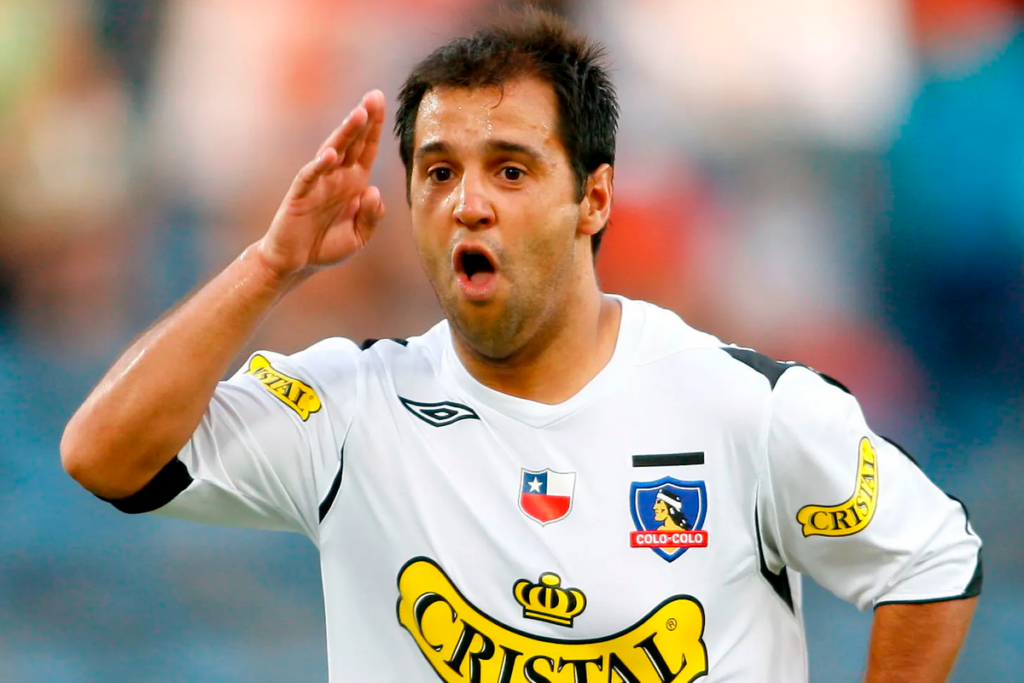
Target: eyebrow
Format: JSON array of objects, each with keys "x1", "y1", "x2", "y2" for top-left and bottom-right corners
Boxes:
[
  {"x1": 413, "y1": 139, "x2": 546, "y2": 164},
  {"x1": 414, "y1": 141, "x2": 451, "y2": 163},
  {"x1": 485, "y1": 140, "x2": 544, "y2": 161}
]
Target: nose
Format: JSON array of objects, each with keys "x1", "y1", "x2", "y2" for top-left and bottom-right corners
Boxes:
[{"x1": 452, "y1": 173, "x2": 495, "y2": 229}]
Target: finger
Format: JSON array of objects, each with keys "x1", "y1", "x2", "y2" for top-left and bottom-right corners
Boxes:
[
  {"x1": 341, "y1": 119, "x2": 370, "y2": 168},
  {"x1": 358, "y1": 90, "x2": 387, "y2": 168},
  {"x1": 353, "y1": 185, "x2": 384, "y2": 247},
  {"x1": 290, "y1": 148, "x2": 338, "y2": 200},
  {"x1": 342, "y1": 92, "x2": 381, "y2": 166},
  {"x1": 318, "y1": 105, "x2": 369, "y2": 159}
]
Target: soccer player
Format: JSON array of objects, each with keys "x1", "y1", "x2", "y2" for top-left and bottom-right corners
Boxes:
[{"x1": 62, "y1": 8, "x2": 980, "y2": 682}]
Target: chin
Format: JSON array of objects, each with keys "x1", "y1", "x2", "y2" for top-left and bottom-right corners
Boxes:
[{"x1": 448, "y1": 301, "x2": 524, "y2": 362}]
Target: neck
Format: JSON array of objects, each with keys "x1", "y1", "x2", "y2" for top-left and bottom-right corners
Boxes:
[{"x1": 452, "y1": 283, "x2": 622, "y2": 405}]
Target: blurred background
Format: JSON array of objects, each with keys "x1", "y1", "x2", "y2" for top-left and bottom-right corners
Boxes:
[{"x1": 1, "y1": 0, "x2": 1021, "y2": 680}]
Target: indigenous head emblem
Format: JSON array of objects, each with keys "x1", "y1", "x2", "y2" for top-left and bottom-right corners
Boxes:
[
  {"x1": 519, "y1": 469, "x2": 576, "y2": 526},
  {"x1": 630, "y1": 477, "x2": 709, "y2": 562}
]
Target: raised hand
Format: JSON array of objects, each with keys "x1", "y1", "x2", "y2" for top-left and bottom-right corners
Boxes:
[
  {"x1": 61, "y1": 90, "x2": 390, "y2": 499},
  {"x1": 258, "y1": 90, "x2": 387, "y2": 280}
]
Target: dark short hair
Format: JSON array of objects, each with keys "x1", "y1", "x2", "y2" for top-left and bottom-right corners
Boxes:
[{"x1": 394, "y1": 7, "x2": 619, "y2": 259}]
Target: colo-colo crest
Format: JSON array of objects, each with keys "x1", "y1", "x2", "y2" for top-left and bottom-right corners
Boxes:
[{"x1": 629, "y1": 477, "x2": 709, "y2": 563}]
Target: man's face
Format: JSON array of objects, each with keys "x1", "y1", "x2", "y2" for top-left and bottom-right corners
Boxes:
[
  {"x1": 653, "y1": 500, "x2": 669, "y2": 521},
  {"x1": 408, "y1": 77, "x2": 585, "y2": 360}
]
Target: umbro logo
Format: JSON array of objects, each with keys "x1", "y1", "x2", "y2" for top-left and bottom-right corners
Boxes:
[{"x1": 399, "y1": 397, "x2": 480, "y2": 427}]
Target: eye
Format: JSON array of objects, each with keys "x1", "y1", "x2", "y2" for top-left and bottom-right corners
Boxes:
[
  {"x1": 428, "y1": 167, "x2": 453, "y2": 182},
  {"x1": 501, "y1": 167, "x2": 524, "y2": 181}
]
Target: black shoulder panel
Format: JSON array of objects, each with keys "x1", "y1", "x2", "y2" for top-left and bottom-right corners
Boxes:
[
  {"x1": 318, "y1": 447, "x2": 344, "y2": 523},
  {"x1": 816, "y1": 372, "x2": 852, "y2": 395},
  {"x1": 721, "y1": 347, "x2": 851, "y2": 394},
  {"x1": 721, "y1": 347, "x2": 793, "y2": 389},
  {"x1": 98, "y1": 457, "x2": 193, "y2": 514},
  {"x1": 360, "y1": 338, "x2": 409, "y2": 350}
]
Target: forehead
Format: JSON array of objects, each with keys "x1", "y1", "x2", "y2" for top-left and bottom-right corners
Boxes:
[{"x1": 413, "y1": 77, "x2": 563, "y2": 157}]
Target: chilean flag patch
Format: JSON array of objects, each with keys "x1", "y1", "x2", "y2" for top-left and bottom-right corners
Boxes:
[{"x1": 519, "y1": 469, "x2": 576, "y2": 526}]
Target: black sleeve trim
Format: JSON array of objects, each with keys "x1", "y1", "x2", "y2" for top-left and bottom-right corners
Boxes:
[
  {"x1": 874, "y1": 551, "x2": 983, "y2": 608},
  {"x1": 873, "y1": 436, "x2": 983, "y2": 606},
  {"x1": 360, "y1": 338, "x2": 408, "y2": 350},
  {"x1": 721, "y1": 346, "x2": 851, "y2": 394},
  {"x1": 318, "y1": 447, "x2": 344, "y2": 523},
  {"x1": 754, "y1": 506, "x2": 794, "y2": 612},
  {"x1": 97, "y1": 457, "x2": 193, "y2": 514}
]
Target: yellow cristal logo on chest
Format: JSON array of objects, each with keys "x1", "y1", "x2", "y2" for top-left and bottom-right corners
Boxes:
[{"x1": 397, "y1": 558, "x2": 708, "y2": 683}]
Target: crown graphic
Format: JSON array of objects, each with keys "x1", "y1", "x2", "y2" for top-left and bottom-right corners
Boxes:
[{"x1": 512, "y1": 572, "x2": 587, "y2": 627}]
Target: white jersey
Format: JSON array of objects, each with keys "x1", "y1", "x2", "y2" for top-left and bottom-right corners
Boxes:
[{"x1": 108, "y1": 296, "x2": 981, "y2": 683}]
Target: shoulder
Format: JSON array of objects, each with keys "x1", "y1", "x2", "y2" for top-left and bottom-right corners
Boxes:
[
  {"x1": 279, "y1": 319, "x2": 450, "y2": 373},
  {"x1": 717, "y1": 347, "x2": 854, "y2": 418},
  {"x1": 229, "y1": 321, "x2": 449, "y2": 404},
  {"x1": 716, "y1": 347, "x2": 849, "y2": 394},
  {"x1": 715, "y1": 347, "x2": 857, "y2": 433},
  {"x1": 623, "y1": 298, "x2": 780, "y2": 394},
  {"x1": 622, "y1": 298, "x2": 854, "y2": 412},
  {"x1": 352, "y1": 319, "x2": 448, "y2": 377},
  {"x1": 713, "y1": 347, "x2": 862, "y2": 455},
  {"x1": 624, "y1": 297, "x2": 724, "y2": 364},
  {"x1": 615, "y1": 301, "x2": 779, "y2": 438}
]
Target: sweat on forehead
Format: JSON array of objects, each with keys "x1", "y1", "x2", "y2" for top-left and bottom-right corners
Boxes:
[{"x1": 413, "y1": 80, "x2": 559, "y2": 145}]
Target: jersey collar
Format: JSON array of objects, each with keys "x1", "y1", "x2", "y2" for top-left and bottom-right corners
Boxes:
[{"x1": 440, "y1": 295, "x2": 643, "y2": 428}]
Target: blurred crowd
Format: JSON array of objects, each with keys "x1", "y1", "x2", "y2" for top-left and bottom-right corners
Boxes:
[{"x1": 1, "y1": 0, "x2": 1021, "y2": 681}]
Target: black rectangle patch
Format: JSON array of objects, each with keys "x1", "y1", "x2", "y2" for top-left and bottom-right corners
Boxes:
[{"x1": 632, "y1": 452, "x2": 705, "y2": 467}]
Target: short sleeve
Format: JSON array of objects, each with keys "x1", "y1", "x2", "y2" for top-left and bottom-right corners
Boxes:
[
  {"x1": 757, "y1": 365, "x2": 982, "y2": 611},
  {"x1": 106, "y1": 337, "x2": 362, "y2": 542}
]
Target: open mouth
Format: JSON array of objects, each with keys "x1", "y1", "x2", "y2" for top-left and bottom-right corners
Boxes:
[
  {"x1": 452, "y1": 244, "x2": 499, "y2": 299},
  {"x1": 454, "y1": 245, "x2": 497, "y2": 284}
]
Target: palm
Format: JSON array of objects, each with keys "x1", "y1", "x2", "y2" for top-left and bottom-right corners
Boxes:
[
  {"x1": 262, "y1": 90, "x2": 387, "y2": 277},
  {"x1": 280, "y1": 151, "x2": 373, "y2": 265}
]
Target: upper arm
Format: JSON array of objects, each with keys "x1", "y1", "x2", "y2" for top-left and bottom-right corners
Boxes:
[
  {"x1": 102, "y1": 338, "x2": 362, "y2": 542},
  {"x1": 756, "y1": 364, "x2": 982, "y2": 610}
]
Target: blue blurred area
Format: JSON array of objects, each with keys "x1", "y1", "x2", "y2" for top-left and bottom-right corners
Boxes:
[
  {"x1": 1, "y1": 0, "x2": 1021, "y2": 681},
  {"x1": 884, "y1": 31, "x2": 1024, "y2": 446}
]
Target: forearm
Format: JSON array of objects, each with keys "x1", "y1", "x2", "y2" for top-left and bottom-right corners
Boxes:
[
  {"x1": 62, "y1": 90, "x2": 385, "y2": 500},
  {"x1": 61, "y1": 242, "x2": 301, "y2": 499},
  {"x1": 864, "y1": 598, "x2": 977, "y2": 683}
]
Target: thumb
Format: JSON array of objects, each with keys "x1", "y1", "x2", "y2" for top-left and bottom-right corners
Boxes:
[{"x1": 353, "y1": 186, "x2": 385, "y2": 248}]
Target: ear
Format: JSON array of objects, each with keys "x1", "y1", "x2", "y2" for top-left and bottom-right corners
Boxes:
[{"x1": 577, "y1": 164, "x2": 614, "y2": 238}]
